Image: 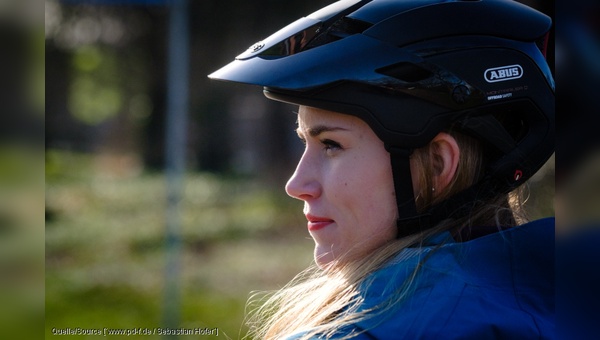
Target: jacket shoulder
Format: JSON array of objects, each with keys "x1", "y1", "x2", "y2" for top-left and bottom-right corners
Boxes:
[{"x1": 355, "y1": 218, "x2": 555, "y2": 339}]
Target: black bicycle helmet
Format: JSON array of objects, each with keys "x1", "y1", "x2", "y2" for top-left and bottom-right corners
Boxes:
[{"x1": 209, "y1": 0, "x2": 555, "y2": 237}]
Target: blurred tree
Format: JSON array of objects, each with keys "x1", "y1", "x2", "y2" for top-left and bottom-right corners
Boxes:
[
  {"x1": 46, "y1": 2, "x2": 166, "y2": 163},
  {"x1": 45, "y1": 0, "x2": 332, "y2": 177},
  {"x1": 0, "y1": 21, "x2": 43, "y2": 145}
]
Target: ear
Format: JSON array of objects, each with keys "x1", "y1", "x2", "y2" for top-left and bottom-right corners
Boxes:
[{"x1": 429, "y1": 132, "x2": 460, "y2": 192}]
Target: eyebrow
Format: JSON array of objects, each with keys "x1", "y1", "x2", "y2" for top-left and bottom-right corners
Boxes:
[{"x1": 296, "y1": 125, "x2": 349, "y2": 137}]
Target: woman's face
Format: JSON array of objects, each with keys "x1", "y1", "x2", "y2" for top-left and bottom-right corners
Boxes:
[{"x1": 286, "y1": 106, "x2": 398, "y2": 268}]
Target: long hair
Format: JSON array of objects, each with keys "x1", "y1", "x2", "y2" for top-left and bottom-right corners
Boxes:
[{"x1": 244, "y1": 130, "x2": 526, "y2": 340}]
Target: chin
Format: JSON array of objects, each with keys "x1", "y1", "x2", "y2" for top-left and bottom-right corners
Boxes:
[
  {"x1": 314, "y1": 244, "x2": 356, "y2": 270},
  {"x1": 314, "y1": 246, "x2": 337, "y2": 269}
]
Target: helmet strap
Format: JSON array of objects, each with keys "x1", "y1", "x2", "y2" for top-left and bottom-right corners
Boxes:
[
  {"x1": 387, "y1": 145, "x2": 504, "y2": 239},
  {"x1": 386, "y1": 145, "x2": 426, "y2": 238}
]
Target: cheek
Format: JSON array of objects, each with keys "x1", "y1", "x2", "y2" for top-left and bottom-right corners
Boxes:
[
  {"x1": 364, "y1": 185, "x2": 397, "y2": 232},
  {"x1": 338, "y1": 156, "x2": 397, "y2": 226},
  {"x1": 334, "y1": 171, "x2": 397, "y2": 260},
  {"x1": 363, "y1": 156, "x2": 397, "y2": 231}
]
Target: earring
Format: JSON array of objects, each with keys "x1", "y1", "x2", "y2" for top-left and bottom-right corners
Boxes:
[{"x1": 431, "y1": 187, "x2": 436, "y2": 192}]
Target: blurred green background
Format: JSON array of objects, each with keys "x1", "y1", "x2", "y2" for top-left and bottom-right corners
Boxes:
[
  {"x1": 42, "y1": 0, "x2": 554, "y2": 339},
  {"x1": 0, "y1": 1, "x2": 44, "y2": 339},
  {"x1": 46, "y1": 150, "x2": 314, "y2": 339}
]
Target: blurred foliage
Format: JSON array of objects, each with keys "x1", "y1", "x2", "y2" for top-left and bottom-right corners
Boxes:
[
  {"x1": 46, "y1": 149, "x2": 312, "y2": 339},
  {"x1": 0, "y1": 147, "x2": 44, "y2": 340},
  {"x1": 0, "y1": 0, "x2": 44, "y2": 339},
  {"x1": 30, "y1": 29, "x2": 45, "y2": 115},
  {"x1": 69, "y1": 45, "x2": 123, "y2": 125}
]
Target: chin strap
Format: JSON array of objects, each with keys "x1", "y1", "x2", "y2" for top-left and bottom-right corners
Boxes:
[
  {"x1": 385, "y1": 146, "x2": 425, "y2": 238},
  {"x1": 386, "y1": 145, "x2": 504, "y2": 239}
]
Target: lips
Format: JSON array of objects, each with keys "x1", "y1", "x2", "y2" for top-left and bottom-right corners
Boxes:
[{"x1": 306, "y1": 214, "x2": 334, "y2": 231}]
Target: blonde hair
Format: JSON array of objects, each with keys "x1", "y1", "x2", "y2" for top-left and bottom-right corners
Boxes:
[{"x1": 244, "y1": 130, "x2": 525, "y2": 340}]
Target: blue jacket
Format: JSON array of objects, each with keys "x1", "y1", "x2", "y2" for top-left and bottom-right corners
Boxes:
[{"x1": 295, "y1": 218, "x2": 555, "y2": 339}]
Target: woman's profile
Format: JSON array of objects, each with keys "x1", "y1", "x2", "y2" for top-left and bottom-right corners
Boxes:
[{"x1": 209, "y1": 0, "x2": 554, "y2": 339}]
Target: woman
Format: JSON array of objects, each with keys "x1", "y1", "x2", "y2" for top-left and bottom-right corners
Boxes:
[{"x1": 209, "y1": 0, "x2": 555, "y2": 338}]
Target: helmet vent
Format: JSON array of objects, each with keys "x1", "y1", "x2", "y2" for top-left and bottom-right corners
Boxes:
[
  {"x1": 490, "y1": 111, "x2": 528, "y2": 144},
  {"x1": 305, "y1": 17, "x2": 373, "y2": 50},
  {"x1": 376, "y1": 62, "x2": 433, "y2": 83}
]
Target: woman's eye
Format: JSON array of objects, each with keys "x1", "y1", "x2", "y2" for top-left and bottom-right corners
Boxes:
[{"x1": 322, "y1": 139, "x2": 342, "y2": 152}]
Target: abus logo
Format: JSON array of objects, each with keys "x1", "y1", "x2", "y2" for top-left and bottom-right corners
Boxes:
[{"x1": 484, "y1": 64, "x2": 523, "y2": 83}]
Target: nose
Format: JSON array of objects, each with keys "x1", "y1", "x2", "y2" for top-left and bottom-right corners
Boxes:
[{"x1": 285, "y1": 151, "x2": 321, "y2": 201}]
